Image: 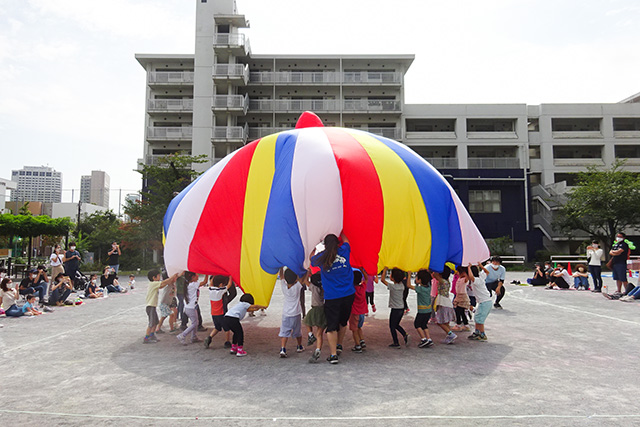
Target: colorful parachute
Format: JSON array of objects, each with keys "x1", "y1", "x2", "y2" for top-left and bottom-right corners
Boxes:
[{"x1": 163, "y1": 112, "x2": 490, "y2": 305}]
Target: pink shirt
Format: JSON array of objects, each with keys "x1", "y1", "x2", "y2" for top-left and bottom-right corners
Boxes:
[{"x1": 365, "y1": 275, "x2": 375, "y2": 293}]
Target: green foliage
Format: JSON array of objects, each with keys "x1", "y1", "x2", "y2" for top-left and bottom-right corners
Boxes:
[
  {"x1": 77, "y1": 210, "x2": 122, "y2": 262},
  {"x1": 487, "y1": 236, "x2": 515, "y2": 256},
  {"x1": 553, "y1": 161, "x2": 640, "y2": 251},
  {"x1": 0, "y1": 214, "x2": 73, "y2": 238}
]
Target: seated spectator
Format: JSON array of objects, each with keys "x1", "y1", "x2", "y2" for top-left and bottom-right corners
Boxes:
[
  {"x1": 0, "y1": 278, "x2": 23, "y2": 317},
  {"x1": 527, "y1": 263, "x2": 548, "y2": 286},
  {"x1": 49, "y1": 273, "x2": 73, "y2": 306},
  {"x1": 19, "y1": 269, "x2": 48, "y2": 306},
  {"x1": 22, "y1": 294, "x2": 42, "y2": 316},
  {"x1": 620, "y1": 283, "x2": 640, "y2": 301},
  {"x1": 546, "y1": 263, "x2": 571, "y2": 289},
  {"x1": 543, "y1": 261, "x2": 554, "y2": 282},
  {"x1": 572, "y1": 264, "x2": 590, "y2": 290},
  {"x1": 100, "y1": 267, "x2": 126, "y2": 293},
  {"x1": 85, "y1": 274, "x2": 103, "y2": 299}
]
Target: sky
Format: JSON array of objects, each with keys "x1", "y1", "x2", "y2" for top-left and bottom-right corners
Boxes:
[{"x1": 1, "y1": 0, "x2": 639, "y2": 212}]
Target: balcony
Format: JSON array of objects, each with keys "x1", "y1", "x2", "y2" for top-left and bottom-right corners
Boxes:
[
  {"x1": 212, "y1": 124, "x2": 248, "y2": 143},
  {"x1": 552, "y1": 131, "x2": 603, "y2": 139},
  {"x1": 614, "y1": 130, "x2": 640, "y2": 139},
  {"x1": 342, "y1": 99, "x2": 400, "y2": 112},
  {"x1": 213, "y1": 64, "x2": 249, "y2": 84},
  {"x1": 343, "y1": 71, "x2": 402, "y2": 85},
  {"x1": 212, "y1": 94, "x2": 249, "y2": 113},
  {"x1": 467, "y1": 131, "x2": 517, "y2": 139},
  {"x1": 347, "y1": 127, "x2": 402, "y2": 140},
  {"x1": 249, "y1": 99, "x2": 339, "y2": 112},
  {"x1": 405, "y1": 131, "x2": 456, "y2": 140},
  {"x1": 147, "y1": 99, "x2": 193, "y2": 113},
  {"x1": 247, "y1": 127, "x2": 291, "y2": 140},
  {"x1": 213, "y1": 33, "x2": 250, "y2": 56},
  {"x1": 467, "y1": 157, "x2": 520, "y2": 169},
  {"x1": 552, "y1": 158, "x2": 605, "y2": 167},
  {"x1": 249, "y1": 71, "x2": 340, "y2": 85},
  {"x1": 148, "y1": 71, "x2": 194, "y2": 86},
  {"x1": 424, "y1": 158, "x2": 458, "y2": 169},
  {"x1": 147, "y1": 127, "x2": 192, "y2": 140}
]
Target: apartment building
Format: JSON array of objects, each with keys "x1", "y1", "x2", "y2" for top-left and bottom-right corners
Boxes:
[
  {"x1": 80, "y1": 170, "x2": 110, "y2": 208},
  {"x1": 136, "y1": 0, "x2": 640, "y2": 258},
  {"x1": 10, "y1": 166, "x2": 62, "y2": 204}
]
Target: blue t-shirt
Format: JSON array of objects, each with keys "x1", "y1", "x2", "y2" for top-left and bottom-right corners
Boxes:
[
  {"x1": 310, "y1": 243, "x2": 354, "y2": 300},
  {"x1": 22, "y1": 301, "x2": 33, "y2": 313}
]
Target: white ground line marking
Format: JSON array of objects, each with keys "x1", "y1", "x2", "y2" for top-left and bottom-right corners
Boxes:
[
  {"x1": 509, "y1": 294, "x2": 640, "y2": 326},
  {"x1": 0, "y1": 409, "x2": 640, "y2": 421},
  {"x1": 0, "y1": 304, "x2": 144, "y2": 356}
]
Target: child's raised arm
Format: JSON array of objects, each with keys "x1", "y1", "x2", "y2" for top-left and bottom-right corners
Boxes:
[
  {"x1": 200, "y1": 275, "x2": 209, "y2": 287},
  {"x1": 380, "y1": 267, "x2": 390, "y2": 286},
  {"x1": 405, "y1": 271, "x2": 416, "y2": 290}
]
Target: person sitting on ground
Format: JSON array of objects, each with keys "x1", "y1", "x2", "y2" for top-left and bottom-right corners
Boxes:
[
  {"x1": 620, "y1": 279, "x2": 640, "y2": 302},
  {"x1": 572, "y1": 264, "x2": 590, "y2": 290},
  {"x1": 544, "y1": 261, "x2": 554, "y2": 282},
  {"x1": 527, "y1": 263, "x2": 549, "y2": 286},
  {"x1": 19, "y1": 269, "x2": 47, "y2": 307},
  {"x1": 100, "y1": 267, "x2": 126, "y2": 293},
  {"x1": 22, "y1": 294, "x2": 42, "y2": 316},
  {"x1": 128, "y1": 274, "x2": 136, "y2": 290},
  {"x1": 546, "y1": 263, "x2": 571, "y2": 289},
  {"x1": 85, "y1": 274, "x2": 103, "y2": 298},
  {"x1": 49, "y1": 273, "x2": 73, "y2": 305},
  {"x1": 1, "y1": 277, "x2": 23, "y2": 317}
]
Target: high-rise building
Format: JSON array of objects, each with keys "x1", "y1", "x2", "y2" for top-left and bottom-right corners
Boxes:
[
  {"x1": 10, "y1": 166, "x2": 62, "y2": 203},
  {"x1": 135, "y1": 0, "x2": 640, "y2": 257},
  {"x1": 79, "y1": 170, "x2": 110, "y2": 208}
]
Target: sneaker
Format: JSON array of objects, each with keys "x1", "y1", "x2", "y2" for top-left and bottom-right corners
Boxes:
[
  {"x1": 309, "y1": 349, "x2": 321, "y2": 363},
  {"x1": 176, "y1": 335, "x2": 186, "y2": 345},
  {"x1": 327, "y1": 354, "x2": 339, "y2": 364},
  {"x1": 592, "y1": 289, "x2": 601, "y2": 293},
  {"x1": 603, "y1": 293, "x2": 613, "y2": 300},
  {"x1": 351, "y1": 345, "x2": 363, "y2": 353},
  {"x1": 191, "y1": 337, "x2": 202, "y2": 344},
  {"x1": 478, "y1": 333, "x2": 488, "y2": 341},
  {"x1": 418, "y1": 338, "x2": 434, "y2": 348},
  {"x1": 143, "y1": 337, "x2": 156, "y2": 344},
  {"x1": 493, "y1": 303, "x2": 503, "y2": 309},
  {"x1": 230, "y1": 344, "x2": 238, "y2": 354},
  {"x1": 372, "y1": 304, "x2": 376, "y2": 313},
  {"x1": 451, "y1": 324, "x2": 463, "y2": 332},
  {"x1": 224, "y1": 341, "x2": 232, "y2": 348},
  {"x1": 204, "y1": 336, "x2": 212, "y2": 348},
  {"x1": 147, "y1": 334, "x2": 158, "y2": 343},
  {"x1": 197, "y1": 325, "x2": 207, "y2": 332},
  {"x1": 443, "y1": 332, "x2": 457, "y2": 344},
  {"x1": 280, "y1": 348, "x2": 287, "y2": 358},
  {"x1": 388, "y1": 343, "x2": 401, "y2": 348},
  {"x1": 307, "y1": 334, "x2": 317, "y2": 346},
  {"x1": 336, "y1": 344, "x2": 343, "y2": 355},
  {"x1": 459, "y1": 325, "x2": 471, "y2": 332},
  {"x1": 404, "y1": 334, "x2": 411, "y2": 346},
  {"x1": 468, "y1": 331, "x2": 480, "y2": 340},
  {"x1": 360, "y1": 340, "x2": 366, "y2": 349},
  {"x1": 296, "y1": 345, "x2": 304, "y2": 353},
  {"x1": 236, "y1": 349, "x2": 247, "y2": 357},
  {"x1": 43, "y1": 306, "x2": 54, "y2": 313}
]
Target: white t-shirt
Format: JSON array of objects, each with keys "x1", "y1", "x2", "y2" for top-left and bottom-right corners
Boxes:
[
  {"x1": 50, "y1": 253, "x2": 63, "y2": 267},
  {"x1": 226, "y1": 301, "x2": 251, "y2": 320},
  {"x1": 472, "y1": 271, "x2": 492, "y2": 304},
  {"x1": 280, "y1": 279, "x2": 302, "y2": 318},
  {"x1": 0, "y1": 289, "x2": 18, "y2": 310},
  {"x1": 587, "y1": 248, "x2": 603, "y2": 266},
  {"x1": 556, "y1": 268, "x2": 572, "y2": 284},
  {"x1": 184, "y1": 281, "x2": 199, "y2": 310},
  {"x1": 209, "y1": 286, "x2": 227, "y2": 302}
]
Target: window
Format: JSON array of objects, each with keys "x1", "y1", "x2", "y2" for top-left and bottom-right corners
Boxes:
[
  {"x1": 529, "y1": 145, "x2": 541, "y2": 159},
  {"x1": 469, "y1": 190, "x2": 501, "y2": 213}
]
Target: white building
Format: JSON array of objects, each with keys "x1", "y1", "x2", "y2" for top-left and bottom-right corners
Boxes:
[
  {"x1": 0, "y1": 178, "x2": 18, "y2": 213},
  {"x1": 79, "y1": 170, "x2": 110, "y2": 208},
  {"x1": 10, "y1": 166, "x2": 62, "y2": 203},
  {"x1": 135, "y1": 0, "x2": 640, "y2": 257}
]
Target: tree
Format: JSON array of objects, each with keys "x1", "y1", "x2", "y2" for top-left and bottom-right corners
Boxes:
[
  {"x1": 76, "y1": 210, "x2": 122, "y2": 264},
  {"x1": 124, "y1": 154, "x2": 207, "y2": 266},
  {"x1": 553, "y1": 161, "x2": 640, "y2": 252}
]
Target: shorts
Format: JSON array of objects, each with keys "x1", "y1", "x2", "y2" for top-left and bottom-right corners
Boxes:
[
  {"x1": 159, "y1": 303, "x2": 171, "y2": 318},
  {"x1": 279, "y1": 314, "x2": 302, "y2": 338},
  {"x1": 212, "y1": 314, "x2": 225, "y2": 331},
  {"x1": 146, "y1": 306, "x2": 159, "y2": 328},
  {"x1": 612, "y1": 263, "x2": 628, "y2": 281},
  {"x1": 323, "y1": 293, "x2": 355, "y2": 333},
  {"x1": 474, "y1": 300, "x2": 492, "y2": 325},
  {"x1": 348, "y1": 313, "x2": 365, "y2": 331},
  {"x1": 303, "y1": 306, "x2": 327, "y2": 328},
  {"x1": 414, "y1": 312, "x2": 431, "y2": 330}
]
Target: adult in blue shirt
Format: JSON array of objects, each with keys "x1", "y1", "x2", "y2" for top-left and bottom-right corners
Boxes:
[
  {"x1": 310, "y1": 233, "x2": 354, "y2": 365},
  {"x1": 485, "y1": 256, "x2": 506, "y2": 309}
]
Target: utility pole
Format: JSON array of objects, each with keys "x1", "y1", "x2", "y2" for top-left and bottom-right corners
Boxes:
[{"x1": 77, "y1": 200, "x2": 81, "y2": 228}]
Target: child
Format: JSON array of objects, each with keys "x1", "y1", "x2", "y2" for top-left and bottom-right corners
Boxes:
[
  {"x1": 176, "y1": 271, "x2": 204, "y2": 345},
  {"x1": 85, "y1": 274, "x2": 103, "y2": 298},
  {"x1": 223, "y1": 293, "x2": 267, "y2": 357},
  {"x1": 432, "y1": 266, "x2": 457, "y2": 344},
  {"x1": 156, "y1": 278, "x2": 178, "y2": 334},
  {"x1": 572, "y1": 264, "x2": 590, "y2": 290},
  {"x1": 348, "y1": 270, "x2": 368, "y2": 353},
  {"x1": 144, "y1": 269, "x2": 180, "y2": 344},
  {"x1": 452, "y1": 267, "x2": 471, "y2": 332},
  {"x1": 406, "y1": 270, "x2": 434, "y2": 348},
  {"x1": 128, "y1": 274, "x2": 136, "y2": 290},
  {"x1": 49, "y1": 273, "x2": 72, "y2": 306},
  {"x1": 461, "y1": 264, "x2": 492, "y2": 341},
  {"x1": 278, "y1": 268, "x2": 305, "y2": 358},
  {"x1": 304, "y1": 272, "x2": 326, "y2": 363},
  {"x1": 365, "y1": 271, "x2": 376, "y2": 314},
  {"x1": 22, "y1": 294, "x2": 42, "y2": 316},
  {"x1": 204, "y1": 275, "x2": 233, "y2": 349},
  {"x1": 381, "y1": 268, "x2": 410, "y2": 348}
]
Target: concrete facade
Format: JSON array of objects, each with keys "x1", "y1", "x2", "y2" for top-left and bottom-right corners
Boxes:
[
  {"x1": 0, "y1": 178, "x2": 18, "y2": 213},
  {"x1": 10, "y1": 165, "x2": 62, "y2": 203},
  {"x1": 135, "y1": 0, "x2": 640, "y2": 258},
  {"x1": 79, "y1": 170, "x2": 110, "y2": 208}
]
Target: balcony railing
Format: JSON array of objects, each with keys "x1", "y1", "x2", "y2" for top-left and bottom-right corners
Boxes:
[
  {"x1": 347, "y1": 127, "x2": 402, "y2": 140},
  {"x1": 213, "y1": 33, "x2": 250, "y2": 54},
  {"x1": 212, "y1": 94, "x2": 249, "y2": 112},
  {"x1": 249, "y1": 71, "x2": 340, "y2": 84},
  {"x1": 148, "y1": 71, "x2": 194, "y2": 84},
  {"x1": 343, "y1": 71, "x2": 402, "y2": 84},
  {"x1": 425, "y1": 158, "x2": 458, "y2": 169},
  {"x1": 212, "y1": 124, "x2": 248, "y2": 142},
  {"x1": 405, "y1": 131, "x2": 456, "y2": 139},
  {"x1": 552, "y1": 158, "x2": 605, "y2": 167},
  {"x1": 148, "y1": 99, "x2": 193, "y2": 112},
  {"x1": 213, "y1": 64, "x2": 249, "y2": 84},
  {"x1": 342, "y1": 99, "x2": 400, "y2": 112},
  {"x1": 467, "y1": 157, "x2": 520, "y2": 169},
  {"x1": 249, "y1": 99, "x2": 339, "y2": 112},
  {"x1": 552, "y1": 131, "x2": 602, "y2": 139},
  {"x1": 147, "y1": 127, "x2": 193, "y2": 139},
  {"x1": 248, "y1": 127, "x2": 291, "y2": 139},
  {"x1": 467, "y1": 131, "x2": 517, "y2": 139}
]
